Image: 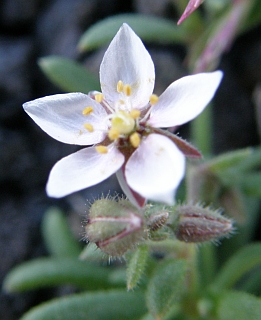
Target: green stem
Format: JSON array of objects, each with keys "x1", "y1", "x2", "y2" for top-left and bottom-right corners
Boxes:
[
  {"x1": 198, "y1": 244, "x2": 217, "y2": 289},
  {"x1": 191, "y1": 103, "x2": 213, "y2": 156}
]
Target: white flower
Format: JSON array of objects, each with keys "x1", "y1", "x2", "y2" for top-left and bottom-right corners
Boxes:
[{"x1": 23, "y1": 23, "x2": 223, "y2": 207}]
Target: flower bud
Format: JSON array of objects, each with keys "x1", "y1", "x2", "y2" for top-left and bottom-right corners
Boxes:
[
  {"x1": 170, "y1": 204, "x2": 233, "y2": 243},
  {"x1": 85, "y1": 198, "x2": 146, "y2": 256},
  {"x1": 147, "y1": 211, "x2": 169, "y2": 232}
]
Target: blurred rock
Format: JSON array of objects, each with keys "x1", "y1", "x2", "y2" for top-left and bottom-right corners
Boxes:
[
  {"x1": 0, "y1": 38, "x2": 33, "y2": 123},
  {"x1": 0, "y1": 0, "x2": 41, "y2": 30}
]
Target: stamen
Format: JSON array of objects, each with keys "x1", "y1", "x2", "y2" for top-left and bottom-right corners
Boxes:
[
  {"x1": 130, "y1": 132, "x2": 140, "y2": 148},
  {"x1": 95, "y1": 146, "x2": 108, "y2": 154},
  {"x1": 150, "y1": 94, "x2": 159, "y2": 105},
  {"x1": 123, "y1": 84, "x2": 132, "y2": 96},
  {"x1": 95, "y1": 93, "x2": 104, "y2": 103},
  {"x1": 130, "y1": 109, "x2": 141, "y2": 119},
  {"x1": 82, "y1": 106, "x2": 93, "y2": 116},
  {"x1": 117, "y1": 80, "x2": 124, "y2": 93},
  {"x1": 108, "y1": 127, "x2": 120, "y2": 141},
  {"x1": 84, "y1": 123, "x2": 94, "y2": 132}
]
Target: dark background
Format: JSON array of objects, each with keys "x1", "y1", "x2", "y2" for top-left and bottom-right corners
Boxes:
[{"x1": 1, "y1": 0, "x2": 261, "y2": 318}]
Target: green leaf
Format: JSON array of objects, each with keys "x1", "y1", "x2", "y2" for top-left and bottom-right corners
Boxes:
[
  {"x1": 38, "y1": 56, "x2": 100, "y2": 93},
  {"x1": 236, "y1": 173, "x2": 261, "y2": 198},
  {"x1": 217, "y1": 291, "x2": 261, "y2": 320},
  {"x1": 188, "y1": 0, "x2": 253, "y2": 71},
  {"x1": 79, "y1": 243, "x2": 105, "y2": 261},
  {"x1": 78, "y1": 14, "x2": 188, "y2": 51},
  {"x1": 3, "y1": 257, "x2": 121, "y2": 292},
  {"x1": 146, "y1": 258, "x2": 187, "y2": 320},
  {"x1": 240, "y1": 265, "x2": 261, "y2": 295},
  {"x1": 211, "y1": 243, "x2": 261, "y2": 291},
  {"x1": 42, "y1": 207, "x2": 82, "y2": 258},
  {"x1": 20, "y1": 290, "x2": 147, "y2": 320},
  {"x1": 240, "y1": 0, "x2": 261, "y2": 33},
  {"x1": 205, "y1": 148, "x2": 252, "y2": 174},
  {"x1": 126, "y1": 245, "x2": 149, "y2": 290}
]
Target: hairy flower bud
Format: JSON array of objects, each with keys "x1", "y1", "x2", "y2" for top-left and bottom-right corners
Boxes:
[
  {"x1": 85, "y1": 198, "x2": 146, "y2": 256},
  {"x1": 170, "y1": 204, "x2": 233, "y2": 243},
  {"x1": 147, "y1": 211, "x2": 169, "y2": 231}
]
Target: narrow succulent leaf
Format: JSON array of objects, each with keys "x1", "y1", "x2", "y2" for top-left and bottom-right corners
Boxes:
[
  {"x1": 138, "y1": 314, "x2": 155, "y2": 320},
  {"x1": 238, "y1": 0, "x2": 261, "y2": 33},
  {"x1": 79, "y1": 243, "x2": 105, "y2": 261},
  {"x1": 78, "y1": 14, "x2": 188, "y2": 51},
  {"x1": 3, "y1": 258, "x2": 119, "y2": 292},
  {"x1": 237, "y1": 173, "x2": 261, "y2": 198},
  {"x1": 188, "y1": 0, "x2": 253, "y2": 72},
  {"x1": 20, "y1": 290, "x2": 147, "y2": 320},
  {"x1": 239, "y1": 265, "x2": 261, "y2": 295},
  {"x1": 41, "y1": 207, "x2": 82, "y2": 257},
  {"x1": 38, "y1": 56, "x2": 100, "y2": 93},
  {"x1": 211, "y1": 243, "x2": 261, "y2": 291},
  {"x1": 205, "y1": 148, "x2": 252, "y2": 173},
  {"x1": 233, "y1": 146, "x2": 261, "y2": 172},
  {"x1": 126, "y1": 245, "x2": 149, "y2": 290},
  {"x1": 217, "y1": 291, "x2": 261, "y2": 320},
  {"x1": 146, "y1": 258, "x2": 187, "y2": 320}
]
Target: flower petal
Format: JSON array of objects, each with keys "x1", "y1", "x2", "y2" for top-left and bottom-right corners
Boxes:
[
  {"x1": 125, "y1": 134, "x2": 185, "y2": 204},
  {"x1": 100, "y1": 23, "x2": 155, "y2": 110},
  {"x1": 116, "y1": 168, "x2": 147, "y2": 208},
  {"x1": 46, "y1": 145, "x2": 124, "y2": 198},
  {"x1": 147, "y1": 71, "x2": 223, "y2": 128},
  {"x1": 23, "y1": 92, "x2": 108, "y2": 145}
]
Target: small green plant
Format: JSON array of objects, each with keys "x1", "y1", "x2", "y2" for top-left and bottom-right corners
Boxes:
[{"x1": 4, "y1": 1, "x2": 261, "y2": 319}]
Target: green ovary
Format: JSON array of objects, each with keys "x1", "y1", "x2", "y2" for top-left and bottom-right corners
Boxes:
[{"x1": 111, "y1": 111, "x2": 135, "y2": 134}]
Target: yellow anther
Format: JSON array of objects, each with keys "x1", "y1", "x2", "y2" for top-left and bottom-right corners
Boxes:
[
  {"x1": 150, "y1": 94, "x2": 159, "y2": 105},
  {"x1": 108, "y1": 127, "x2": 120, "y2": 141},
  {"x1": 95, "y1": 93, "x2": 104, "y2": 103},
  {"x1": 82, "y1": 106, "x2": 93, "y2": 116},
  {"x1": 123, "y1": 84, "x2": 132, "y2": 96},
  {"x1": 130, "y1": 109, "x2": 141, "y2": 120},
  {"x1": 95, "y1": 146, "x2": 108, "y2": 154},
  {"x1": 130, "y1": 132, "x2": 141, "y2": 148},
  {"x1": 117, "y1": 80, "x2": 124, "y2": 93},
  {"x1": 83, "y1": 123, "x2": 94, "y2": 132}
]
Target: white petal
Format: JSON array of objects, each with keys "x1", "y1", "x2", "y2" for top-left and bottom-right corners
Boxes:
[
  {"x1": 125, "y1": 134, "x2": 185, "y2": 204},
  {"x1": 46, "y1": 145, "x2": 124, "y2": 198},
  {"x1": 148, "y1": 71, "x2": 223, "y2": 128},
  {"x1": 23, "y1": 92, "x2": 108, "y2": 145},
  {"x1": 100, "y1": 23, "x2": 155, "y2": 109},
  {"x1": 116, "y1": 169, "x2": 146, "y2": 208}
]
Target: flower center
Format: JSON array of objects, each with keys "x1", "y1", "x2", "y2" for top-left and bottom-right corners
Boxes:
[{"x1": 111, "y1": 110, "x2": 135, "y2": 135}]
